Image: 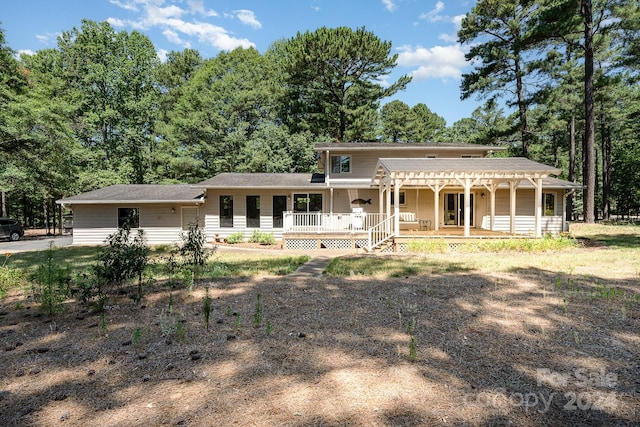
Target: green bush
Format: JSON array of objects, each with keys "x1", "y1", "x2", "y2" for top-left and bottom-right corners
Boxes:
[
  {"x1": 226, "y1": 232, "x2": 245, "y2": 244},
  {"x1": 0, "y1": 253, "x2": 25, "y2": 300},
  {"x1": 249, "y1": 230, "x2": 276, "y2": 245},
  {"x1": 32, "y1": 244, "x2": 72, "y2": 316},
  {"x1": 90, "y1": 227, "x2": 150, "y2": 308},
  {"x1": 178, "y1": 220, "x2": 213, "y2": 268},
  {"x1": 407, "y1": 238, "x2": 449, "y2": 254}
]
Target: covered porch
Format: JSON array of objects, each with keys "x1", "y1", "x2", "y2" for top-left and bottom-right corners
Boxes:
[{"x1": 372, "y1": 157, "x2": 567, "y2": 239}]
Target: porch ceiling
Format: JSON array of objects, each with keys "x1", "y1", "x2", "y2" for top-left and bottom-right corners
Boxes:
[{"x1": 372, "y1": 158, "x2": 561, "y2": 187}]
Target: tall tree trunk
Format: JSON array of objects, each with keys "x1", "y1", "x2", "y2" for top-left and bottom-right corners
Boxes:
[
  {"x1": 43, "y1": 195, "x2": 50, "y2": 235},
  {"x1": 600, "y1": 100, "x2": 611, "y2": 220},
  {"x1": 567, "y1": 115, "x2": 576, "y2": 221},
  {"x1": 515, "y1": 58, "x2": 529, "y2": 158},
  {"x1": 1, "y1": 191, "x2": 6, "y2": 217},
  {"x1": 581, "y1": 0, "x2": 596, "y2": 223}
]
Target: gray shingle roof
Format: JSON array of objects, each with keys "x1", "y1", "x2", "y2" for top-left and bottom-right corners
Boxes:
[
  {"x1": 57, "y1": 185, "x2": 204, "y2": 204},
  {"x1": 195, "y1": 173, "x2": 326, "y2": 189},
  {"x1": 376, "y1": 157, "x2": 561, "y2": 174}
]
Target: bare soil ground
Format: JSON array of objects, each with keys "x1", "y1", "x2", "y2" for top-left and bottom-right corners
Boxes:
[{"x1": 1, "y1": 260, "x2": 639, "y2": 427}]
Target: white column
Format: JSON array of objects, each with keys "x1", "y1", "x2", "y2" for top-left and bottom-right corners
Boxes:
[
  {"x1": 509, "y1": 181, "x2": 518, "y2": 234},
  {"x1": 464, "y1": 179, "x2": 471, "y2": 237},
  {"x1": 433, "y1": 186, "x2": 440, "y2": 231},
  {"x1": 393, "y1": 180, "x2": 401, "y2": 235},
  {"x1": 490, "y1": 189, "x2": 496, "y2": 231},
  {"x1": 534, "y1": 177, "x2": 542, "y2": 237},
  {"x1": 330, "y1": 187, "x2": 334, "y2": 215}
]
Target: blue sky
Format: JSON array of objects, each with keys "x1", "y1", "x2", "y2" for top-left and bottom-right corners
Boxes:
[{"x1": 1, "y1": 0, "x2": 485, "y2": 126}]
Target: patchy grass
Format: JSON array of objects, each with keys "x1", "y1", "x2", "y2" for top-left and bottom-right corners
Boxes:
[
  {"x1": 208, "y1": 255, "x2": 311, "y2": 277},
  {"x1": 324, "y1": 255, "x2": 469, "y2": 278},
  {"x1": 407, "y1": 234, "x2": 579, "y2": 254}
]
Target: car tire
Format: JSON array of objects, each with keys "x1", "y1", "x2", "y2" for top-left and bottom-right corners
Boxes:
[{"x1": 9, "y1": 231, "x2": 21, "y2": 241}]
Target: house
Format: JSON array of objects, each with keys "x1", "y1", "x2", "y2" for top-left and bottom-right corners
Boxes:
[{"x1": 57, "y1": 142, "x2": 581, "y2": 251}]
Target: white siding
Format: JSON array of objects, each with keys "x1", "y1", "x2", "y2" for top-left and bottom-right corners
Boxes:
[
  {"x1": 480, "y1": 215, "x2": 564, "y2": 234},
  {"x1": 70, "y1": 204, "x2": 200, "y2": 245}
]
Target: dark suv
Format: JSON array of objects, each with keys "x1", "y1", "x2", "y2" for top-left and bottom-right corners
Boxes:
[{"x1": 0, "y1": 218, "x2": 24, "y2": 241}]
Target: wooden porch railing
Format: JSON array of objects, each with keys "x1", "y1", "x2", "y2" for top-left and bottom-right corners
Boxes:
[
  {"x1": 367, "y1": 214, "x2": 395, "y2": 252},
  {"x1": 283, "y1": 212, "x2": 386, "y2": 233}
]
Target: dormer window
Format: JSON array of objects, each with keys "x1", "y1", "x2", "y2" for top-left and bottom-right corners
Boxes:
[{"x1": 331, "y1": 155, "x2": 351, "y2": 174}]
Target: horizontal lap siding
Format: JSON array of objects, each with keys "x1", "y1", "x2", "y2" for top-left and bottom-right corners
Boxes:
[
  {"x1": 480, "y1": 216, "x2": 563, "y2": 234},
  {"x1": 71, "y1": 204, "x2": 188, "y2": 245}
]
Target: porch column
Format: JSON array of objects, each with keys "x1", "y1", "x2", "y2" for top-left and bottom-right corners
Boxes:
[
  {"x1": 509, "y1": 180, "x2": 518, "y2": 234},
  {"x1": 490, "y1": 189, "x2": 496, "y2": 231},
  {"x1": 433, "y1": 187, "x2": 440, "y2": 231},
  {"x1": 484, "y1": 183, "x2": 498, "y2": 231},
  {"x1": 378, "y1": 185, "x2": 384, "y2": 215},
  {"x1": 330, "y1": 188, "x2": 334, "y2": 215},
  {"x1": 534, "y1": 177, "x2": 542, "y2": 237},
  {"x1": 393, "y1": 179, "x2": 401, "y2": 235},
  {"x1": 463, "y1": 179, "x2": 471, "y2": 238},
  {"x1": 386, "y1": 182, "x2": 392, "y2": 221}
]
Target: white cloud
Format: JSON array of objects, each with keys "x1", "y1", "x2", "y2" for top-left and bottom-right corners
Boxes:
[
  {"x1": 108, "y1": 0, "x2": 139, "y2": 12},
  {"x1": 419, "y1": 1, "x2": 445, "y2": 22},
  {"x1": 382, "y1": 0, "x2": 397, "y2": 12},
  {"x1": 187, "y1": 0, "x2": 217, "y2": 17},
  {"x1": 157, "y1": 48, "x2": 168, "y2": 62},
  {"x1": 16, "y1": 49, "x2": 35, "y2": 58},
  {"x1": 234, "y1": 9, "x2": 262, "y2": 29},
  {"x1": 438, "y1": 33, "x2": 457, "y2": 43},
  {"x1": 162, "y1": 29, "x2": 189, "y2": 47},
  {"x1": 108, "y1": 0, "x2": 255, "y2": 51},
  {"x1": 35, "y1": 32, "x2": 58, "y2": 46},
  {"x1": 452, "y1": 14, "x2": 465, "y2": 30},
  {"x1": 107, "y1": 17, "x2": 126, "y2": 28},
  {"x1": 397, "y1": 44, "x2": 468, "y2": 80}
]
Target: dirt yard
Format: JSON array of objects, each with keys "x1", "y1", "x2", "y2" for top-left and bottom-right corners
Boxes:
[{"x1": 1, "y1": 250, "x2": 639, "y2": 426}]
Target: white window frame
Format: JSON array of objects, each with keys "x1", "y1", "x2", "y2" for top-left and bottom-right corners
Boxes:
[{"x1": 330, "y1": 154, "x2": 352, "y2": 174}]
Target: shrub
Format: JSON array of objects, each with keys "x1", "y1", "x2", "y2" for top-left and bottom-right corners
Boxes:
[
  {"x1": 178, "y1": 220, "x2": 213, "y2": 268},
  {"x1": 32, "y1": 243, "x2": 72, "y2": 316},
  {"x1": 249, "y1": 230, "x2": 276, "y2": 245},
  {"x1": 0, "y1": 253, "x2": 25, "y2": 300},
  {"x1": 226, "y1": 232, "x2": 245, "y2": 244},
  {"x1": 407, "y1": 238, "x2": 449, "y2": 254},
  {"x1": 171, "y1": 220, "x2": 216, "y2": 287},
  {"x1": 90, "y1": 226, "x2": 150, "y2": 308}
]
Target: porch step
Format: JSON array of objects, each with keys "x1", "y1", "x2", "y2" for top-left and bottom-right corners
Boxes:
[{"x1": 366, "y1": 239, "x2": 395, "y2": 253}]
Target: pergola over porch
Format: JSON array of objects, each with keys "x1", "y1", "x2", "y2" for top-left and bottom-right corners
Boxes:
[{"x1": 372, "y1": 157, "x2": 563, "y2": 238}]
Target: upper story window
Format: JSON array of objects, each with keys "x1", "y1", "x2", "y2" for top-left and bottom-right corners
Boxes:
[{"x1": 330, "y1": 155, "x2": 351, "y2": 174}]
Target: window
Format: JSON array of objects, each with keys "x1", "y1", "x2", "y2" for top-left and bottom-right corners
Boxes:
[
  {"x1": 293, "y1": 193, "x2": 323, "y2": 212},
  {"x1": 544, "y1": 193, "x2": 555, "y2": 216},
  {"x1": 246, "y1": 196, "x2": 260, "y2": 228},
  {"x1": 391, "y1": 191, "x2": 406, "y2": 205},
  {"x1": 273, "y1": 195, "x2": 287, "y2": 228},
  {"x1": 118, "y1": 208, "x2": 139, "y2": 228},
  {"x1": 220, "y1": 196, "x2": 233, "y2": 227},
  {"x1": 330, "y1": 155, "x2": 351, "y2": 174}
]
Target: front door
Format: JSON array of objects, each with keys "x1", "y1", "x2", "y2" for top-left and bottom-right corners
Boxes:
[{"x1": 444, "y1": 193, "x2": 474, "y2": 227}]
